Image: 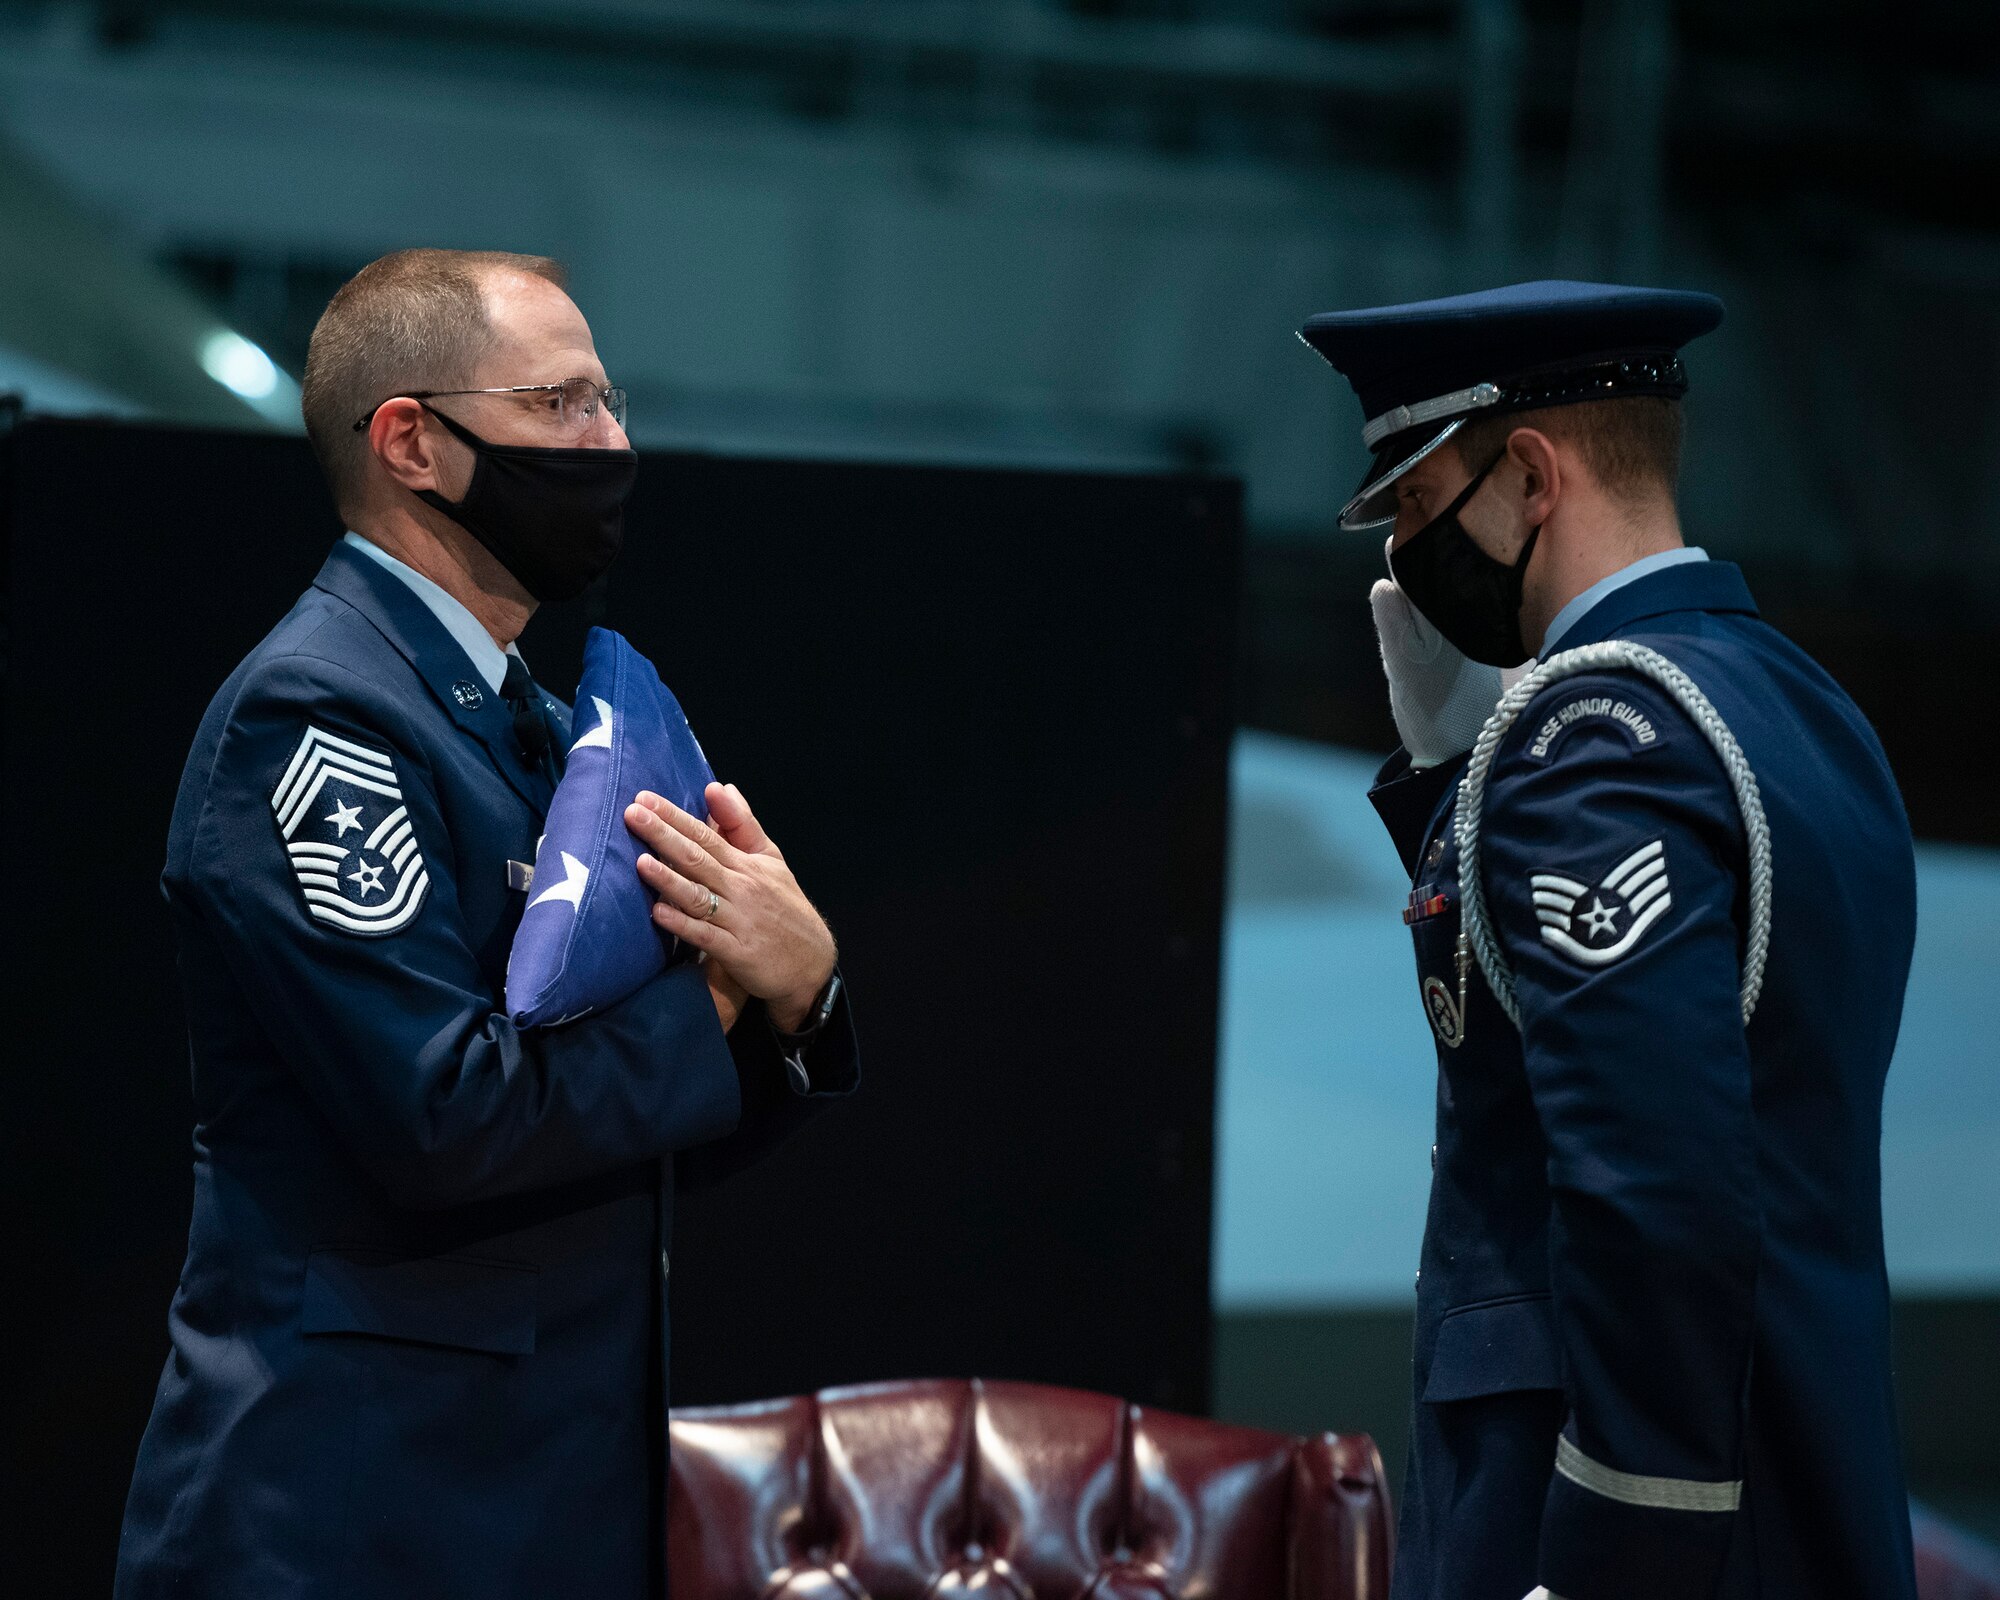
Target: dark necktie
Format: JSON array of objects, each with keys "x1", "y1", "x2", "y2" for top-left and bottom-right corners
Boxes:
[{"x1": 500, "y1": 655, "x2": 563, "y2": 792}]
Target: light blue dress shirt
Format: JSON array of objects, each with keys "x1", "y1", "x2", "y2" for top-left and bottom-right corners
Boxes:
[
  {"x1": 342, "y1": 530, "x2": 525, "y2": 696},
  {"x1": 1539, "y1": 545, "x2": 1709, "y2": 656}
]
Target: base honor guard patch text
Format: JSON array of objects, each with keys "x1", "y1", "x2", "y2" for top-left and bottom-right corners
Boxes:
[
  {"x1": 1531, "y1": 838, "x2": 1672, "y2": 966},
  {"x1": 1526, "y1": 693, "x2": 1659, "y2": 760},
  {"x1": 271, "y1": 725, "x2": 430, "y2": 937}
]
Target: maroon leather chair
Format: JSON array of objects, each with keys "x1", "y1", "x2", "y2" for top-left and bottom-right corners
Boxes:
[{"x1": 668, "y1": 1378, "x2": 1393, "y2": 1599}]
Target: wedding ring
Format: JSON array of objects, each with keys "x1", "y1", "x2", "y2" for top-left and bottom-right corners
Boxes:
[{"x1": 704, "y1": 889, "x2": 719, "y2": 920}]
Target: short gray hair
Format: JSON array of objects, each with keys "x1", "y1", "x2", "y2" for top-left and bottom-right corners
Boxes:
[{"x1": 300, "y1": 247, "x2": 567, "y2": 518}]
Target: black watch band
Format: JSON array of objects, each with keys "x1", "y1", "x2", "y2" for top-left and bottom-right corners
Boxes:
[
  {"x1": 773, "y1": 971, "x2": 841, "y2": 1094},
  {"x1": 781, "y1": 971, "x2": 841, "y2": 1041},
  {"x1": 772, "y1": 971, "x2": 840, "y2": 1047}
]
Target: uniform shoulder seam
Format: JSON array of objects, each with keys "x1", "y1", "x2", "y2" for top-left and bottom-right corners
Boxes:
[{"x1": 218, "y1": 621, "x2": 434, "y2": 777}]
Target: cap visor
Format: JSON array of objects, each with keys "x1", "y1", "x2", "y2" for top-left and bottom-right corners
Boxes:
[{"x1": 1336, "y1": 419, "x2": 1461, "y2": 532}]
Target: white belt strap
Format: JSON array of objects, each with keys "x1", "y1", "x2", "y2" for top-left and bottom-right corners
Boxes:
[{"x1": 1454, "y1": 640, "x2": 1773, "y2": 1030}]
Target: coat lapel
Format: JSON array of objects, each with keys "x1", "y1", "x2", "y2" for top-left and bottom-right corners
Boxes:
[{"x1": 311, "y1": 541, "x2": 552, "y2": 812}]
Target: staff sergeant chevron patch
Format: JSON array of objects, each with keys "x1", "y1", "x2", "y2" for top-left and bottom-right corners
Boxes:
[
  {"x1": 1531, "y1": 838, "x2": 1673, "y2": 966},
  {"x1": 271, "y1": 725, "x2": 430, "y2": 937}
]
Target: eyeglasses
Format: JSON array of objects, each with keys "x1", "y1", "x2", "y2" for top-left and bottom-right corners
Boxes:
[{"x1": 351, "y1": 376, "x2": 628, "y2": 436}]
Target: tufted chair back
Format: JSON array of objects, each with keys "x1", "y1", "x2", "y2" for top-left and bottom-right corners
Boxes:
[{"x1": 667, "y1": 1377, "x2": 1392, "y2": 1599}]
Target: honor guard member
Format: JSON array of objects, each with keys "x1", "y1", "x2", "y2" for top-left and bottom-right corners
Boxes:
[
  {"x1": 116, "y1": 249, "x2": 858, "y2": 1600},
  {"x1": 1300, "y1": 282, "x2": 1919, "y2": 1600}
]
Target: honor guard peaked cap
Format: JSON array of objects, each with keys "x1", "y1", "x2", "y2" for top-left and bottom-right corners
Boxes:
[{"x1": 1300, "y1": 279, "x2": 1724, "y2": 530}]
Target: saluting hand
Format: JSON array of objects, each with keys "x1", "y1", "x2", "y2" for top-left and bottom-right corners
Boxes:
[
  {"x1": 624, "y1": 783, "x2": 837, "y2": 1033},
  {"x1": 1371, "y1": 576, "x2": 1511, "y2": 768}
]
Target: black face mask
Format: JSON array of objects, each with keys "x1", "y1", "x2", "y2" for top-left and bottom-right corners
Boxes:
[
  {"x1": 413, "y1": 404, "x2": 637, "y2": 604},
  {"x1": 1387, "y1": 449, "x2": 1540, "y2": 667}
]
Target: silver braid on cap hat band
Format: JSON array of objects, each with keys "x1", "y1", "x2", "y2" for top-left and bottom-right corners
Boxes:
[
  {"x1": 1360, "y1": 354, "x2": 1690, "y2": 451},
  {"x1": 1454, "y1": 641, "x2": 1773, "y2": 1029}
]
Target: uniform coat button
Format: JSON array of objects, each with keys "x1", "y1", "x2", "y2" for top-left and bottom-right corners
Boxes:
[{"x1": 1431, "y1": 1144, "x2": 1438, "y2": 1170}]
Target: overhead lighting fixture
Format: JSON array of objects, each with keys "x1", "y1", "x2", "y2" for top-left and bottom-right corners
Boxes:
[
  {"x1": 200, "y1": 328, "x2": 276, "y2": 397},
  {"x1": 198, "y1": 328, "x2": 302, "y2": 427}
]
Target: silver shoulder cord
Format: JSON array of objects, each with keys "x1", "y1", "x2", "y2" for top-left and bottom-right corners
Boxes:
[{"x1": 1452, "y1": 640, "x2": 1774, "y2": 1032}]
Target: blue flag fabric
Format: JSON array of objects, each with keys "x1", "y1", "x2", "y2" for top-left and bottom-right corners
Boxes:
[{"x1": 505, "y1": 627, "x2": 715, "y2": 1027}]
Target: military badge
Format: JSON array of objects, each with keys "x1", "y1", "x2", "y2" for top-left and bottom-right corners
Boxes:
[
  {"x1": 271, "y1": 725, "x2": 430, "y2": 936},
  {"x1": 1531, "y1": 838, "x2": 1672, "y2": 966},
  {"x1": 1422, "y1": 974, "x2": 1465, "y2": 1047}
]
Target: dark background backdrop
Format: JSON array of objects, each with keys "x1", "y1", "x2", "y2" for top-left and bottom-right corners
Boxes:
[{"x1": 0, "y1": 415, "x2": 1239, "y2": 1594}]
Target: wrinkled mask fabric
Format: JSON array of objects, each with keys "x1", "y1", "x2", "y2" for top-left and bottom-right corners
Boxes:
[
  {"x1": 1387, "y1": 450, "x2": 1539, "y2": 668},
  {"x1": 414, "y1": 404, "x2": 636, "y2": 603}
]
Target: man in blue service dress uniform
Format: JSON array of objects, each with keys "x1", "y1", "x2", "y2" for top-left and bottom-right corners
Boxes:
[
  {"x1": 1299, "y1": 282, "x2": 1919, "y2": 1600},
  {"x1": 116, "y1": 249, "x2": 858, "y2": 1600}
]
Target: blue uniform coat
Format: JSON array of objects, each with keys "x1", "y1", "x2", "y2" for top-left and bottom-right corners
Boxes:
[
  {"x1": 1371, "y1": 561, "x2": 1918, "y2": 1600},
  {"x1": 116, "y1": 540, "x2": 857, "y2": 1599}
]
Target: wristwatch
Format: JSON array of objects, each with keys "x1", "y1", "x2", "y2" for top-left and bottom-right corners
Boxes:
[{"x1": 772, "y1": 970, "x2": 842, "y2": 1094}]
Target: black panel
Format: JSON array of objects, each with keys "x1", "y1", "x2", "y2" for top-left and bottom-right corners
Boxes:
[
  {"x1": 0, "y1": 418, "x2": 1238, "y2": 1592},
  {"x1": 2, "y1": 419, "x2": 341, "y2": 1600},
  {"x1": 607, "y1": 454, "x2": 1236, "y2": 1411}
]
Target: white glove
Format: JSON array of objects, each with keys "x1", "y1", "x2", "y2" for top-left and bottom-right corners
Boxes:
[{"x1": 1370, "y1": 577, "x2": 1533, "y2": 769}]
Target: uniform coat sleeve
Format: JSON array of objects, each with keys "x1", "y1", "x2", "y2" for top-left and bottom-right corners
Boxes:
[
  {"x1": 183, "y1": 649, "x2": 746, "y2": 1210},
  {"x1": 1479, "y1": 674, "x2": 1760, "y2": 1600}
]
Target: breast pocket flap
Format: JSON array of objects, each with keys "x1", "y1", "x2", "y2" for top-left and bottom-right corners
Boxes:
[
  {"x1": 1421, "y1": 1295, "x2": 1562, "y2": 1403},
  {"x1": 302, "y1": 1249, "x2": 537, "y2": 1356}
]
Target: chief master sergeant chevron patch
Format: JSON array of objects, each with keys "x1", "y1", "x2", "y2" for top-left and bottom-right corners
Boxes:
[{"x1": 270, "y1": 724, "x2": 430, "y2": 936}]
